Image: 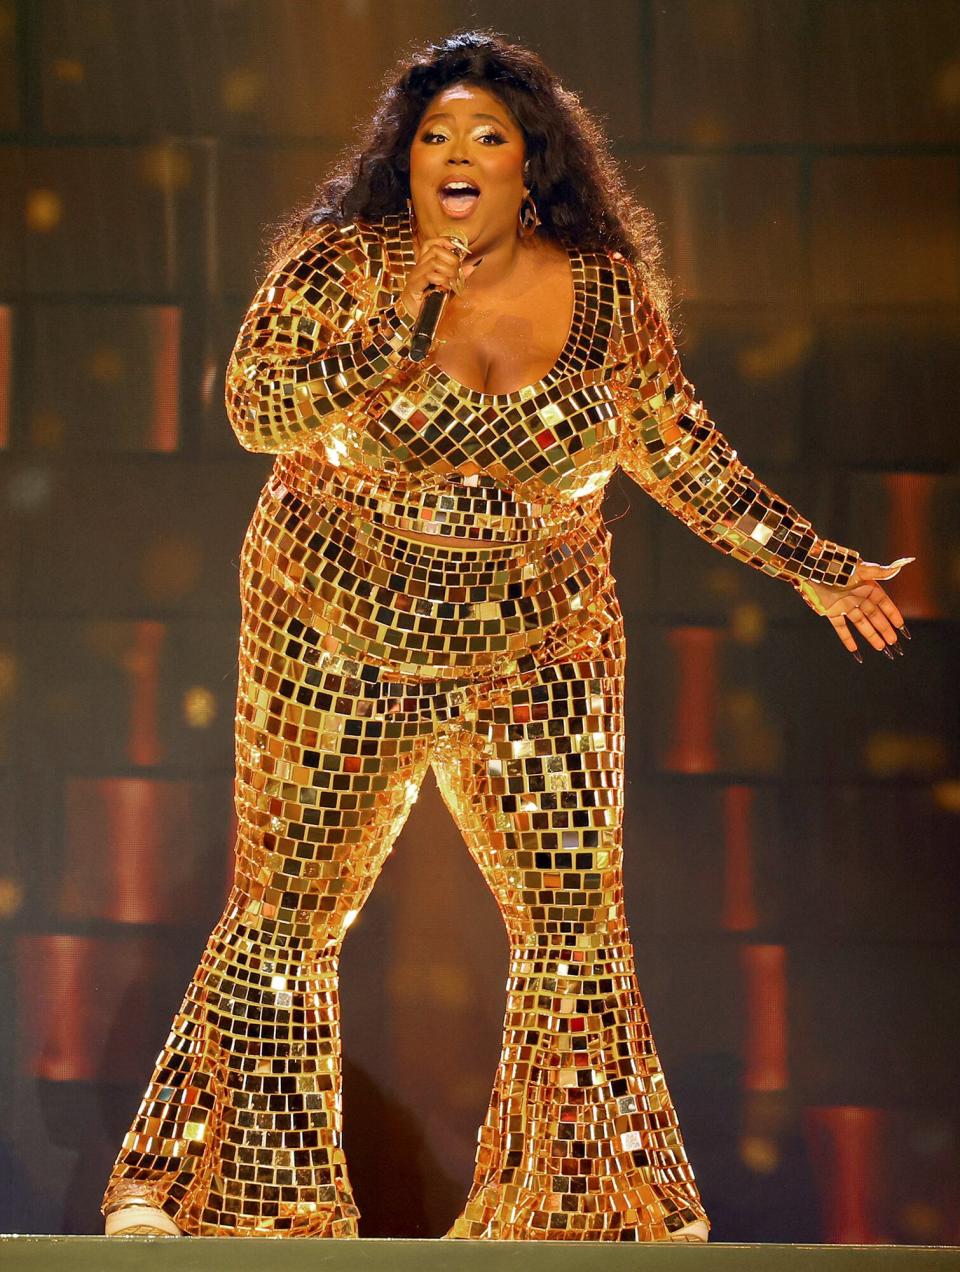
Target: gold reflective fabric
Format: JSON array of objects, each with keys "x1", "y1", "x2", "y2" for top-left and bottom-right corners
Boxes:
[{"x1": 103, "y1": 212, "x2": 858, "y2": 1239}]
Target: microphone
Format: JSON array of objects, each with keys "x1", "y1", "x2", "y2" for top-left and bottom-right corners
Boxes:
[{"x1": 407, "y1": 232, "x2": 470, "y2": 363}]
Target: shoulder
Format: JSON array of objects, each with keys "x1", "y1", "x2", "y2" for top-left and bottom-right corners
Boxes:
[
  {"x1": 592, "y1": 248, "x2": 651, "y2": 360},
  {"x1": 263, "y1": 215, "x2": 399, "y2": 310},
  {"x1": 271, "y1": 213, "x2": 399, "y2": 273}
]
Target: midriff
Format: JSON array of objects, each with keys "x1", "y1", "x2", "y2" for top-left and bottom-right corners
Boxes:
[{"x1": 399, "y1": 526, "x2": 522, "y2": 547}]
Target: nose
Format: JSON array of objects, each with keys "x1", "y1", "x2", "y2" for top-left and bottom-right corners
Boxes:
[{"x1": 446, "y1": 136, "x2": 472, "y2": 165}]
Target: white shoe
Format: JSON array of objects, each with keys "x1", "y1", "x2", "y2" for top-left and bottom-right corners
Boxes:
[
  {"x1": 104, "y1": 1205, "x2": 181, "y2": 1237},
  {"x1": 667, "y1": 1218, "x2": 710, "y2": 1242}
]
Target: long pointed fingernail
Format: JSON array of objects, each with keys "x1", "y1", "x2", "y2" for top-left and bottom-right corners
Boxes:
[
  {"x1": 850, "y1": 648, "x2": 863, "y2": 664},
  {"x1": 891, "y1": 639, "x2": 904, "y2": 656},
  {"x1": 882, "y1": 645, "x2": 895, "y2": 660},
  {"x1": 897, "y1": 623, "x2": 911, "y2": 639}
]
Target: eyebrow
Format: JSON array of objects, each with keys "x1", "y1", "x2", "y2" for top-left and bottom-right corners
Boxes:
[{"x1": 420, "y1": 111, "x2": 511, "y2": 129}]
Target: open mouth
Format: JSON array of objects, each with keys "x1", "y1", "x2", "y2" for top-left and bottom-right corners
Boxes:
[{"x1": 438, "y1": 179, "x2": 481, "y2": 217}]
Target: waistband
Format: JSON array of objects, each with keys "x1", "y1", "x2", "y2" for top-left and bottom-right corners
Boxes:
[{"x1": 271, "y1": 457, "x2": 603, "y2": 548}]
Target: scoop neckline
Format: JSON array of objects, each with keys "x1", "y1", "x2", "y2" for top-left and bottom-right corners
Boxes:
[{"x1": 393, "y1": 214, "x2": 585, "y2": 404}]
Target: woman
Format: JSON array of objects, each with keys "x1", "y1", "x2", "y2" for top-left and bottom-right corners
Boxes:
[{"x1": 102, "y1": 31, "x2": 912, "y2": 1242}]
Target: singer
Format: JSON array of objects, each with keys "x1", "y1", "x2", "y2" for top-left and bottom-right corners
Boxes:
[{"x1": 102, "y1": 30, "x2": 912, "y2": 1241}]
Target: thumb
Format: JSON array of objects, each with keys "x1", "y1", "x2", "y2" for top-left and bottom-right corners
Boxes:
[{"x1": 859, "y1": 556, "x2": 916, "y2": 580}]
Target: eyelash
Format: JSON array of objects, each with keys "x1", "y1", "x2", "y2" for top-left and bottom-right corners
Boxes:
[{"x1": 421, "y1": 129, "x2": 506, "y2": 146}]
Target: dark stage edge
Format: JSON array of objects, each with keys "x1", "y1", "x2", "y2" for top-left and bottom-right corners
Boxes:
[{"x1": 2, "y1": 1237, "x2": 960, "y2": 1270}]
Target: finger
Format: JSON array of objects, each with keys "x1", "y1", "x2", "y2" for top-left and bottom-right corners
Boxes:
[
  {"x1": 844, "y1": 605, "x2": 887, "y2": 652},
  {"x1": 418, "y1": 235, "x2": 470, "y2": 251},
  {"x1": 851, "y1": 593, "x2": 900, "y2": 644},
  {"x1": 870, "y1": 586, "x2": 907, "y2": 635},
  {"x1": 840, "y1": 573, "x2": 908, "y2": 633},
  {"x1": 419, "y1": 241, "x2": 469, "y2": 266},
  {"x1": 878, "y1": 595, "x2": 907, "y2": 632},
  {"x1": 423, "y1": 266, "x2": 462, "y2": 289},
  {"x1": 419, "y1": 250, "x2": 465, "y2": 276},
  {"x1": 828, "y1": 614, "x2": 861, "y2": 656},
  {"x1": 857, "y1": 556, "x2": 916, "y2": 581}
]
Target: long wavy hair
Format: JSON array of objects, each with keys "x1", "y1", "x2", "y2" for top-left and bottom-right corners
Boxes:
[{"x1": 262, "y1": 29, "x2": 674, "y2": 321}]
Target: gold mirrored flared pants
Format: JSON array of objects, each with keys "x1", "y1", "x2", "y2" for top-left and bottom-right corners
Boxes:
[{"x1": 103, "y1": 499, "x2": 710, "y2": 1240}]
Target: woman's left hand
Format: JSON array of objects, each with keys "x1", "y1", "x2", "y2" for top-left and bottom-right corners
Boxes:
[{"x1": 792, "y1": 557, "x2": 915, "y2": 661}]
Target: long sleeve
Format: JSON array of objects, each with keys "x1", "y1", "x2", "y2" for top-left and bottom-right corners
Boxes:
[
  {"x1": 609, "y1": 255, "x2": 860, "y2": 589},
  {"x1": 224, "y1": 219, "x2": 414, "y2": 455}
]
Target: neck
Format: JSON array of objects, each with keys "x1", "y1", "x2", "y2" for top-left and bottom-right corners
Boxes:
[
  {"x1": 412, "y1": 223, "x2": 533, "y2": 290},
  {"x1": 469, "y1": 233, "x2": 533, "y2": 290}
]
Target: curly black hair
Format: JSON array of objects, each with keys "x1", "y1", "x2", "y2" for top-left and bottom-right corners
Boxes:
[{"x1": 263, "y1": 29, "x2": 673, "y2": 321}]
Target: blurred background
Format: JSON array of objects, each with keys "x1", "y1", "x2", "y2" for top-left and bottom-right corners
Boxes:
[{"x1": 0, "y1": 0, "x2": 958, "y2": 1243}]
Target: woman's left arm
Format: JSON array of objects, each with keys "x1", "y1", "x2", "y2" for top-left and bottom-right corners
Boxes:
[{"x1": 610, "y1": 256, "x2": 912, "y2": 657}]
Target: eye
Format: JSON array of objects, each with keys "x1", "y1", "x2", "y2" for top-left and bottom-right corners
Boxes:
[
  {"x1": 420, "y1": 130, "x2": 447, "y2": 144},
  {"x1": 477, "y1": 130, "x2": 506, "y2": 145}
]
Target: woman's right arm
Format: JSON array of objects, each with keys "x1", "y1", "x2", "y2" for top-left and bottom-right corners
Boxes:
[{"x1": 224, "y1": 220, "x2": 415, "y2": 455}]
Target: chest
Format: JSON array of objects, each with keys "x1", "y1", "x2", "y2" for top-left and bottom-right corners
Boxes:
[
  {"x1": 431, "y1": 271, "x2": 575, "y2": 397},
  {"x1": 323, "y1": 244, "x2": 627, "y2": 499},
  {"x1": 357, "y1": 373, "x2": 621, "y2": 502}
]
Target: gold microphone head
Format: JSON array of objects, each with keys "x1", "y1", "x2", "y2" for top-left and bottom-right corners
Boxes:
[{"x1": 444, "y1": 231, "x2": 470, "y2": 260}]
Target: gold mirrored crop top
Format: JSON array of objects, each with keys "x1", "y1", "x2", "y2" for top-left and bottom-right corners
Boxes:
[{"x1": 224, "y1": 212, "x2": 859, "y2": 654}]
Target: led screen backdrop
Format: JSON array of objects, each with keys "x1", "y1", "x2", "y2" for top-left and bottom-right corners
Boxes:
[{"x1": 0, "y1": 0, "x2": 958, "y2": 1242}]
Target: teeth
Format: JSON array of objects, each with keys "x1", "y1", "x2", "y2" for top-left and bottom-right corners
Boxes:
[{"x1": 442, "y1": 183, "x2": 478, "y2": 194}]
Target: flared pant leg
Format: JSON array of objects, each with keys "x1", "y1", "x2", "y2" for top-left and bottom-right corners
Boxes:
[
  {"x1": 432, "y1": 617, "x2": 711, "y2": 1241},
  {"x1": 102, "y1": 625, "x2": 435, "y2": 1236}
]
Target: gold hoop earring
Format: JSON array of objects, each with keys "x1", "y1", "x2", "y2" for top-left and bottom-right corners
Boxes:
[{"x1": 518, "y1": 189, "x2": 540, "y2": 238}]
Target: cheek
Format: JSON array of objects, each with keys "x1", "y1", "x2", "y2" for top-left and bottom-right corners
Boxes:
[
  {"x1": 408, "y1": 148, "x2": 435, "y2": 186},
  {"x1": 486, "y1": 150, "x2": 525, "y2": 194}
]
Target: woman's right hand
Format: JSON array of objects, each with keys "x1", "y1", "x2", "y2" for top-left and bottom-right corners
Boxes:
[{"x1": 399, "y1": 235, "x2": 483, "y2": 319}]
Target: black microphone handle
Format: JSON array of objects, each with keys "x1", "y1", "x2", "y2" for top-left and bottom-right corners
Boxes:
[{"x1": 407, "y1": 285, "x2": 449, "y2": 363}]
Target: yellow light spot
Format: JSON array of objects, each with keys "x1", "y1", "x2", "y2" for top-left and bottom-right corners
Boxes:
[
  {"x1": 706, "y1": 566, "x2": 739, "y2": 600},
  {"x1": 739, "y1": 1134, "x2": 780, "y2": 1174},
  {"x1": 931, "y1": 780, "x2": 960, "y2": 814},
  {"x1": 183, "y1": 686, "x2": 216, "y2": 728},
  {"x1": 899, "y1": 1200, "x2": 945, "y2": 1242},
  {"x1": 934, "y1": 59, "x2": 960, "y2": 110},
  {"x1": 221, "y1": 67, "x2": 265, "y2": 113},
  {"x1": 25, "y1": 189, "x2": 63, "y2": 233},
  {"x1": 0, "y1": 877, "x2": 24, "y2": 918},
  {"x1": 52, "y1": 57, "x2": 85, "y2": 84},
  {"x1": 730, "y1": 602, "x2": 766, "y2": 645},
  {"x1": 88, "y1": 346, "x2": 124, "y2": 384},
  {"x1": 270, "y1": 975, "x2": 287, "y2": 991},
  {"x1": 138, "y1": 144, "x2": 192, "y2": 192},
  {"x1": 184, "y1": 1121, "x2": 206, "y2": 1142},
  {"x1": 140, "y1": 537, "x2": 202, "y2": 603},
  {"x1": 343, "y1": 909, "x2": 359, "y2": 930},
  {"x1": 864, "y1": 731, "x2": 947, "y2": 777},
  {"x1": 690, "y1": 115, "x2": 729, "y2": 146},
  {"x1": 738, "y1": 324, "x2": 814, "y2": 381},
  {"x1": 29, "y1": 409, "x2": 66, "y2": 447}
]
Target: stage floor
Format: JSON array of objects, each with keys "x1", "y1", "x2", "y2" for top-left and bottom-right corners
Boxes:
[{"x1": 2, "y1": 1237, "x2": 959, "y2": 1270}]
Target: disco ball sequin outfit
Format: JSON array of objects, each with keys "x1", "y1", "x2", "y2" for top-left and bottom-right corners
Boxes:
[{"x1": 102, "y1": 212, "x2": 860, "y2": 1239}]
